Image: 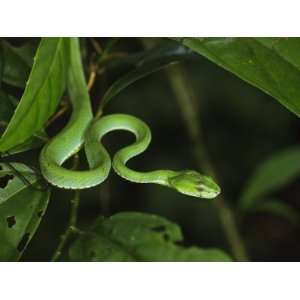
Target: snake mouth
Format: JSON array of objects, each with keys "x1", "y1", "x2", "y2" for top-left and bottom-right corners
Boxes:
[{"x1": 196, "y1": 185, "x2": 221, "y2": 199}]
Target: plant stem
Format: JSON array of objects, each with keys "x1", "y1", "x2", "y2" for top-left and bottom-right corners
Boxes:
[
  {"x1": 46, "y1": 100, "x2": 69, "y2": 127},
  {"x1": 166, "y1": 63, "x2": 248, "y2": 261},
  {"x1": 51, "y1": 155, "x2": 81, "y2": 262},
  {"x1": 214, "y1": 197, "x2": 248, "y2": 261},
  {"x1": 51, "y1": 190, "x2": 80, "y2": 262}
]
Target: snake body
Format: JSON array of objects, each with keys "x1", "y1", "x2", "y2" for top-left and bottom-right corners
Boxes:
[{"x1": 39, "y1": 38, "x2": 220, "y2": 199}]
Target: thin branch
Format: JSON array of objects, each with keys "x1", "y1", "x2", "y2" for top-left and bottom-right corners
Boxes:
[
  {"x1": 87, "y1": 69, "x2": 97, "y2": 91},
  {"x1": 46, "y1": 101, "x2": 69, "y2": 127},
  {"x1": 51, "y1": 191, "x2": 80, "y2": 262},
  {"x1": 90, "y1": 38, "x2": 103, "y2": 54},
  {"x1": 166, "y1": 63, "x2": 248, "y2": 261},
  {"x1": 51, "y1": 154, "x2": 81, "y2": 262}
]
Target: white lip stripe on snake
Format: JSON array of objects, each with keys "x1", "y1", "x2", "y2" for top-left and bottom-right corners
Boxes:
[{"x1": 39, "y1": 38, "x2": 220, "y2": 199}]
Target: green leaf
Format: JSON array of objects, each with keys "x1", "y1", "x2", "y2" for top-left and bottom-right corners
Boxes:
[
  {"x1": 0, "y1": 90, "x2": 47, "y2": 153},
  {"x1": 0, "y1": 40, "x2": 36, "y2": 88},
  {"x1": 0, "y1": 37, "x2": 70, "y2": 153},
  {"x1": 5, "y1": 130, "x2": 48, "y2": 155},
  {"x1": 250, "y1": 199, "x2": 300, "y2": 226},
  {"x1": 178, "y1": 37, "x2": 300, "y2": 117},
  {"x1": 69, "y1": 212, "x2": 231, "y2": 262},
  {"x1": 97, "y1": 42, "x2": 192, "y2": 114},
  {"x1": 0, "y1": 163, "x2": 50, "y2": 261},
  {"x1": 239, "y1": 146, "x2": 300, "y2": 211}
]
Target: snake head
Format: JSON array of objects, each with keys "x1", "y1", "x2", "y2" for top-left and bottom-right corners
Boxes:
[{"x1": 168, "y1": 170, "x2": 221, "y2": 199}]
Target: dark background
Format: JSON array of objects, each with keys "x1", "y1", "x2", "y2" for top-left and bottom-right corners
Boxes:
[{"x1": 2, "y1": 38, "x2": 300, "y2": 261}]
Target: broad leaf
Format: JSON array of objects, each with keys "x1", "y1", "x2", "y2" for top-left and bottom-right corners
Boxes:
[
  {"x1": 178, "y1": 38, "x2": 300, "y2": 117},
  {"x1": 0, "y1": 40, "x2": 36, "y2": 88},
  {"x1": 239, "y1": 146, "x2": 300, "y2": 211},
  {"x1": 69, "y1": 212, "x2": 231, "y2": 262},
  {"x1": 0, "y1": 37, "x2": 70, "y2": 152},
  {"x1": 0, "y1": 163, "x2": 50, "y2": 261},
  {"x1": 0, "y1": 90, "x2": 47, "y2": 153},
  {"x1": 5, "y1": 130, "x2": 48, "y2": 155}
]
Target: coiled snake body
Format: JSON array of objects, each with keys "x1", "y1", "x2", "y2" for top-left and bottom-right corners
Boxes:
[{"x1": 39, "y1": 38, "x2": 220, "y2": 199}]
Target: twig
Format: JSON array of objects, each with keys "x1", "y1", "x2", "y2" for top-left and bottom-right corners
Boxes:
[
  {"x1": 166, "y1": 63, "x2": 248, "y2": 261},
  {"x1": 51, "y1": 154, "x2": 81, "y2": 262},
  {"x1": 47, "y1": 101, "x2": 69, "y2": 127},
  {"x1": 90, "y1": 38, "x2": 103, "y2": 54},
  {"x1": 50, "y1": 192, "x2": 80, "y2": 262},
  {"x1": 96, "y1": 52, "x2": 128, "y2": 74},
  {"x1": 87, "y1": 69, "x2": 97, "y2": 91},
  {"x1": 89, "y1": 38, "x2": 127, "y2": 112}
]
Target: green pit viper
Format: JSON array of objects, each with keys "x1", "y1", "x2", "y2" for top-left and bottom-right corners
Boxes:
[{"x1": 39, "y1": 38, "x2": 220, "y2": 199}]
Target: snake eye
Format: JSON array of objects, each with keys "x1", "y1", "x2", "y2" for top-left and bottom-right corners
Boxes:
[{"x1": 168, "y1": 170, "x2": 221, "y2": 199}]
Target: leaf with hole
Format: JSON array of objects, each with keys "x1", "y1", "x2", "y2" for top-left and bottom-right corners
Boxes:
[
  {"x1": 178, "y1": 37, "x2": 300, "y2": 117},
  {"x1": 69, "y1": 212, "x2": 231, "y2": 262},
  {"x1": 0, "y1": 37, "x2": 70, "y2": 152},
  {"x1": 0, "y1": 162, "x2": 50, "y2": 261}
]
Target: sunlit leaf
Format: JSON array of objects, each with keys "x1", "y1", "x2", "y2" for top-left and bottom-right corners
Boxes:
[
  {"x1": 0, "y1": 90, "x2": 48, "y2": 154},
  {"x1": 0, "y1": 37, "x2": 70, "y2": 152},
  {"x1": 178, "y1": 37, "x2": 300, "y2": 117},
  {"x1": 69, "y1": 212, "x2": 231, "y2": 262}
]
